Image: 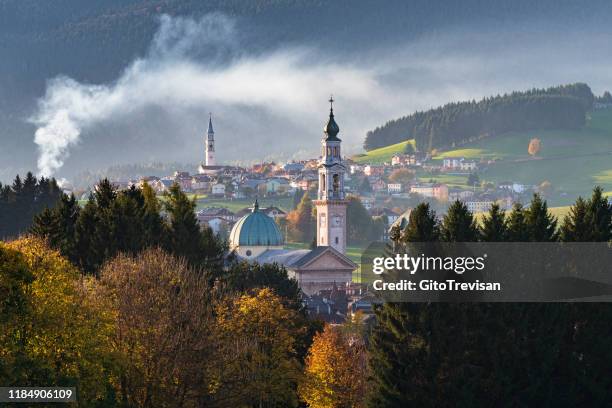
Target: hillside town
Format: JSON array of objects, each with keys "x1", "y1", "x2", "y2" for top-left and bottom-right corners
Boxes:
[
  {"x1": 75, "y1": 117, "x2": 539, "y2": 241},
  {"x1": 56, "y1": 109, "x2": 546, "y2": 324}
]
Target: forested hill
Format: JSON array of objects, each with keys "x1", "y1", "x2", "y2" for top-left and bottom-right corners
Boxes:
[{"x1": 363, "y1": 83, "x2": 597, "y2": 152}]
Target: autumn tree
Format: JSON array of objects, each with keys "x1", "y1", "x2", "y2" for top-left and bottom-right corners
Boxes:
[
  {"x1": 213, "y1": 288, "x2": 303, "y2": 407},
  {"x1": 97, "y1": 248, "x2": 217, "y2": 407},
  {"x1": 528, "y1": 137, "x2": 541, "y2": 157},
  {"x1": 286, "y1": 191, "x2": 315, "y2": 243},
  {"x1": 299, "y1": 324, "x2": 368, "y2": 408},
  {"x1": 2, "y1": 237, "x2": 116, "y2": 404}
]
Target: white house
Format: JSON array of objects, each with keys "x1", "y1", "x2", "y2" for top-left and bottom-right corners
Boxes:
[
  {"x1": 387, "y1": 183, "x2": 402, "y2": 194},
  {"x1": 211, "y1": 183, "x2": 226, "y2": 196}
]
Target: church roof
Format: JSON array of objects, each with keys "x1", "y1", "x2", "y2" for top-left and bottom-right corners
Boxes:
[
  {"x1": 229, "y1": 200, "x2": 284, "y2": 247},
  {"x1": 207, "y1": 114, "x2": 214, "y2": 134},
  {"x1": 253, "y1": 246, "x2": 357, "y2": 270}
]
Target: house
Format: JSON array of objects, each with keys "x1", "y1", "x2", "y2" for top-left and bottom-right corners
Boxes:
[
  {"x1": 211, "y1": 183, "x2": 226, "y2": 196},
  {"x1": 391, "y1": 154, "x2": 417, "y2": 166},
  {"x1": 282, "y1": 162, "x2": 305, "y2": 173},
  {"x1": 262, "y1": 206, "x2": 287, "y2": 219},
  {"x1": 191, "y1": 174, "x2": 212, "y2": 191},
  {"x1": 364, "y1": 165, "x2": 385, "y2": 177},
  {"x1": 410, "y1": 183, "x2": 449, "y2": 201},
  {"x1": 265, "y1": 178, "x2": 291, "y2": 194},
  {"x1": 370, "y1": 207, "x2": 400, "y2": 225},
  {"x1": 387, "y1": 183, "x2": 402, "y2": 194},
  {"x1": 459, "y1": 161, "x2": 478, "y2": 171},
  {"x1": 465, "y1": 200, "x2": 495, "y2": 213},
  {"x1": 448, "y1": 188, "x2": 475, "y2": 202},
  {"x1": 443, "y1": 157, "x2": 478, "y2": 172},
  {"x1": 349, "y1": 164, "x2": 364, "y2": 174},
  {"x1": 196, "y1": 207, "x2": 236, "y2": 223}
]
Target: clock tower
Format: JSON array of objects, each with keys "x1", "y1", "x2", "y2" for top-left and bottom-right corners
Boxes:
[{"x1": 314, "y1": 96, "x2": 347, "y2": 254}]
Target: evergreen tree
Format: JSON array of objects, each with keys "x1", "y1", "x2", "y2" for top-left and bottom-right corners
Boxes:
[
  {"x1": 164, "y1": 183, "x2": 203, "y2": 266},
  {"x1": 480, "y1": 203, "x2": 507, "y2": 241},
  {"x1": 401, "y1": 202, "x2": 438, "y2": 242},
  {"x1": 560, "y1": 197, "x2": 590, "y2": 242},
  {"x1": 506, "y1": 203, "x2": 530, "y2": 241},
  {"x1": 440, "y1": 200, "x2": 479, "y2": 242},
  {"x1": 586, "y1": 186, "x2": 612, "y2": 242},
  {"x1": 74, "y1": 196, "x2": 101, "y2": 275},
  {"x1": 525, "y1": 194, "x2": 557, "y2": 242},
  {"x1": 30, "y1": 208, "x2": 57, "y2": 239},
  {"x1": 141, "y1": 182, "x2": 166, "y2": 246}
]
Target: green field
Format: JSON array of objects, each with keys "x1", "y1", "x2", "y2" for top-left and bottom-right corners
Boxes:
[
  {"x1": 352, "y1": 140, "x2": 416, "y2": 164},
  {"x1": 431, "y1": 109, "x2": 612, "y2": 205}
]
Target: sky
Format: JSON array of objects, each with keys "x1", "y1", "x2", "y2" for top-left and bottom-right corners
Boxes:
[{"x1": 12, "y1": 10, "x2": 612, "y2": 180}]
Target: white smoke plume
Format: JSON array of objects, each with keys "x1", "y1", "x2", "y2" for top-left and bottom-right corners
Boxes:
[{"x1": 30, "y1": 14, "x2": 612, "y2": 177}]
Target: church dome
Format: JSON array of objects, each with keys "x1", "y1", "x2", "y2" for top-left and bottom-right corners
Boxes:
[{"x1": 229, "y1": 201, "x2": 284, "y2": 247}]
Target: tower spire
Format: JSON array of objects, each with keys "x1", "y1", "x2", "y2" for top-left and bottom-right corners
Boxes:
[
  {"x1": 323, "y1": 95, "x2": 340, "y2": 140},
  {"x1": 207, "y1": 113, "x2": 214, "y2": 135},
  {"x1": 204, "y1": 112, "x2": 216, "y2": 166}
]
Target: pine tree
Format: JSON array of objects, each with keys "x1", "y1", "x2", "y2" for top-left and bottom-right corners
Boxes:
[
  {"x1": 506, "y1": 203, "x2": 530, "y2": 242},
  {"x1": 586, "y1": 186, "x2": 612, "y2": 242},
  {"x1": 440, "y1": 200, "x2": 479, "y2": 242},
  {"x1": 164, "y1": 183, "x2": 204, "y2": 266},
  {"x1": 560, "y1": 197, "x2": 590, "y2": 241},
  {"x1": 400, "y1": 202, "x2": 438, "y2": 242},
  {"x1": 74, "y1": 196, "x2": 100, "y2": 275},
  {"x1": 525, "y1": 194, "x2": 557, "y2": 242},
  {"x1": 141, "y1": 182, "x2": 166, "y2": 246},
  {"x1": 30, "y1": 208, "x2": 57, "y2": 239},
  {"x1": 480, "y1": 203, "x2": 507, "y2": 242}
]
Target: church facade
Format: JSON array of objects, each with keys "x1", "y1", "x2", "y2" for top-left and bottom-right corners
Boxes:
[{"x1": 228, "y1": 98, "x2": 356, "y2": 295}]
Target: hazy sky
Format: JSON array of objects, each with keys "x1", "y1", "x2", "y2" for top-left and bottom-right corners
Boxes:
[{"x1": 18, "y1": 12, "x2": 612, "y2": 179}]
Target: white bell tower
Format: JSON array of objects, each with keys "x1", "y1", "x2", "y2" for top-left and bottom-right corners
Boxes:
[
  {"x1": 205, "y1": 113, "x2": 216, "y2": 166},
  {"x1": 314, "y1": 96, "x2": 347, "y2": 254}
]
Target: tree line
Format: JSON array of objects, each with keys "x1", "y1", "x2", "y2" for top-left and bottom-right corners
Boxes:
[
  {"x1": 0, "y1": 172, "x2": 63, "y2": 239},
  {"x1": 369, "y1": 187, "x2": 612, "y2": 407},
  {"x1": 364, "y1": 83, "x2": 595, "y2": 152}
]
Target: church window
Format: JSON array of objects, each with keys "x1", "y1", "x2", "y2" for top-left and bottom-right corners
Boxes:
[
  {"x1": 320, "y1": 174, "x2": 325, "y2": 192},
  {"x1": 246, "y1": 250, "x2": 252, "y2": 256},
  {"x1": 335, "y1": 237, "x2": 339, "y2": 245}
]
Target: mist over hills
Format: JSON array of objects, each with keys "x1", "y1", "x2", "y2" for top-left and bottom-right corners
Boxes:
[{"x1": 1, "y1": 0, "x2": 612, "y2": 181}]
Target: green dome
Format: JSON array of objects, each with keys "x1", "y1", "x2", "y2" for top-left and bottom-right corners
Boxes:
[{"x1": 229, "y1": 201, "x2": 284, "y2": 247}]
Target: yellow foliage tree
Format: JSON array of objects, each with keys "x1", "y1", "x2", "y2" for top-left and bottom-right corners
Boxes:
[
  {"x1": 96, "y1": 248, "x2": 217, "y2": 407},
  {"x1": 213, "y1": 288, "x2": 302, "y2": 407},
  {"x1": 299, "y1": 324, "x2": 368, "y2": 408},
  {"x1": 528, "y1": 138, "x2": 542, "y2": 157},
  {"x1": 2, "y1": 236, "x2": 116, "y2": 403}
]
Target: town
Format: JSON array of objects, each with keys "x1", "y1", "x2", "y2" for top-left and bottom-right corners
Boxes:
[{"x1": 57, "y1": 108, "x2": 544, "y2": 324}]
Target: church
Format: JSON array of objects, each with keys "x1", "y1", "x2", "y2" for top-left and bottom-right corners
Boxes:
[{"x1": 228, "y1": 98, "x2": 357, "y2": 295}]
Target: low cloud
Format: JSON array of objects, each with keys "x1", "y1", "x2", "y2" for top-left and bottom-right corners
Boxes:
[{"x1": 30, "y1": 14, "x2": 612, "y2": 177}]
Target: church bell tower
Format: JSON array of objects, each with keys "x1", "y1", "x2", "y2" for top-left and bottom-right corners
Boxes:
[
  {"x1": 314, "y1": 96, "x2": 347, "y2": 254},
  {"x1": 205, "y1": 113, "x2": 216, "y2": 166}
]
